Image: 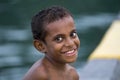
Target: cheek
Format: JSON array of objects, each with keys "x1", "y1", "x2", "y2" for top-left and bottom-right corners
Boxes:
[
  {"x1": 48, "y1": 43, "x2": 63, "y2": 53},
  {"x1": 75, "y1": 37, "x2": 80, "y2": 47},
  {"x1": 53, "y1": 43, "x2": 63, "y2": 51}
]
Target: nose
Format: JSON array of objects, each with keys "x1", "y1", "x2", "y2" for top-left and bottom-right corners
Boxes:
[{"x1": 64, "y1": 38, "x2": 74, "y2": 47}]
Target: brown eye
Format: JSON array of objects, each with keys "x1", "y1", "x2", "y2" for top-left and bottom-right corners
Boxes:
[
  {"x1": 70, "y1": 31, "x2": 77, "y2": 38},
  {"x1": 55, "y1": 36, "x2": 63, "y2": 43}
]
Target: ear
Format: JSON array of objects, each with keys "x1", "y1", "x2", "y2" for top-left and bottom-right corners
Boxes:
[{"x1": 33, "y1": 40, "x2": 47, "y2": 53}]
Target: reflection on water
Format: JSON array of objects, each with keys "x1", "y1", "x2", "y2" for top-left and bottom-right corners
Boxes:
[
  {"x1": 75, "y1": 13, "x2": 116, "y2": 30},
  {"x1": 0, "y1": 13, "x2": 116, "y2": 80}
]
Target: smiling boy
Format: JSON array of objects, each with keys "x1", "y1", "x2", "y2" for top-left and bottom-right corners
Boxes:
[{"x1": 23, "y1": 6, "x2": 80, "y2": 80}]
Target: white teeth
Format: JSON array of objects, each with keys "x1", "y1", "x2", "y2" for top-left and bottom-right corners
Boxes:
[
  {"x1": 66, "y1": 50, "x2": 74, "y2": 54},
  {"x1": 64, "y1": 49, "x2": 76, "y2": 56}
]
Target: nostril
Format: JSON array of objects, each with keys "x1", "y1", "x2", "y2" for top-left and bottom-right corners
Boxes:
[{"x1": 65, "y1": 39, "x2": 74, "y2": 47}]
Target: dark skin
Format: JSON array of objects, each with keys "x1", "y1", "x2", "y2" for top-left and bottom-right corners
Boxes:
[{"x1": 23, "y1": 16, "x2": 80, "y2": 80}]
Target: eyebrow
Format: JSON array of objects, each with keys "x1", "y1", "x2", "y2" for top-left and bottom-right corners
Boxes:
[
  {"x1": 53, "y1": 34, "x2": 65, "y2": 39},
  {"x1": 71, "y1": 29, "x2": 77, "y2": 32},
  {"x1": 53, "y1": 28, "x2": 77, "y2": 38},
  {"x1": 70, "y1": 28, "x2": 77, "y2": 34}
]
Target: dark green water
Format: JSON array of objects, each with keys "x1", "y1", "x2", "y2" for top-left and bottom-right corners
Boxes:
[{"x1": 0, "y1": 0, "x2": 120, "y2": 80}]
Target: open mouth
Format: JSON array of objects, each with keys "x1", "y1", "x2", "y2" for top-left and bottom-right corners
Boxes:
[{"x1": 64, "y1": 49, "x2": 77, "y2": 57}]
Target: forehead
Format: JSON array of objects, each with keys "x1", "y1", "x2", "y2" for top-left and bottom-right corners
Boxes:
[{"x1": 45, "y1": 16, "x2": 75, "y2": 36}]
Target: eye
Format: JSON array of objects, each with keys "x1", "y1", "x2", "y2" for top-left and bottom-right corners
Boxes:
[
  {"x1": 54, "y1": 36, "x2": 63, "y2": 43},
  {"x1": 70, "y1": 31, "x2": 77, "y2": 38}
]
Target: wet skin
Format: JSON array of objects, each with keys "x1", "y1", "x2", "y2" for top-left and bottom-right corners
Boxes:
[
  {"x1": 23, "y1": 16, "x2": 80, "y2": 80},
  {"x1": 44, "y1": 16, "x2": 80, "y2": 65}
]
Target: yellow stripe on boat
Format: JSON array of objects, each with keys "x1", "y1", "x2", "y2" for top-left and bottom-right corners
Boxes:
[{"x1": 89, "y1": 20, "x2": 120, "y2": 60}]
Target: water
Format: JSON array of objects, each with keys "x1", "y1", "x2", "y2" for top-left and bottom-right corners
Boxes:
[{"x1": 0, "y1": 0, "x2": 120, "y2": 80}]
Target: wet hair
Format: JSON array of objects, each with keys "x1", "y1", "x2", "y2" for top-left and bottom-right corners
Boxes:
[{"x1": 31, "y1": 6, "x2": 72, "y2": 42}]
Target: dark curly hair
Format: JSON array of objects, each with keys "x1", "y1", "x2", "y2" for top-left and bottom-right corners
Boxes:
[{"x1": 31, "y1": 6, "x2": 72, "y2": 42}]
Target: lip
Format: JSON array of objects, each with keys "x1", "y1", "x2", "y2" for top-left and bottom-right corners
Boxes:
[{"x1": 63, "y1": 49, "x2": 77, "y2": 57}]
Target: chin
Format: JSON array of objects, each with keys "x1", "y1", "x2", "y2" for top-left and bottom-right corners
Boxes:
[{"x1": 66, "y1": 57, "x2": 77, "y2": 63}]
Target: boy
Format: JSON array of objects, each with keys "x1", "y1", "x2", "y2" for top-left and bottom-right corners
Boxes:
[{"x1": 23, "y1": 6, "x2": 80, "y2": 80}]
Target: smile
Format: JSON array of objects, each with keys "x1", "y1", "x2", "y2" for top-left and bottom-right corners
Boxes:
[{"x1": 64, "y1": 49, "x2": 77, "y2": 57}]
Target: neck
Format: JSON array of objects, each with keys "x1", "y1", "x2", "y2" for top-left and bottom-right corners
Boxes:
[{"x1": 43, "y1": 56, "x2": 67, "y2": 70}]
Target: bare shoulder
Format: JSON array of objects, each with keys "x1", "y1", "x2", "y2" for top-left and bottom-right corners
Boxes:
[
  {"x1": 67, "y1": 64, "x2": 79, "y2": 80},
  {"x1": 23, "y1": 60, "x2": 48, "y2": 80}
]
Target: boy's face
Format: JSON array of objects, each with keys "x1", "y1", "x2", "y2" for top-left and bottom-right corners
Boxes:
[{"x1": 44, "y1": 16, "x2": 80, "y2": 64}]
